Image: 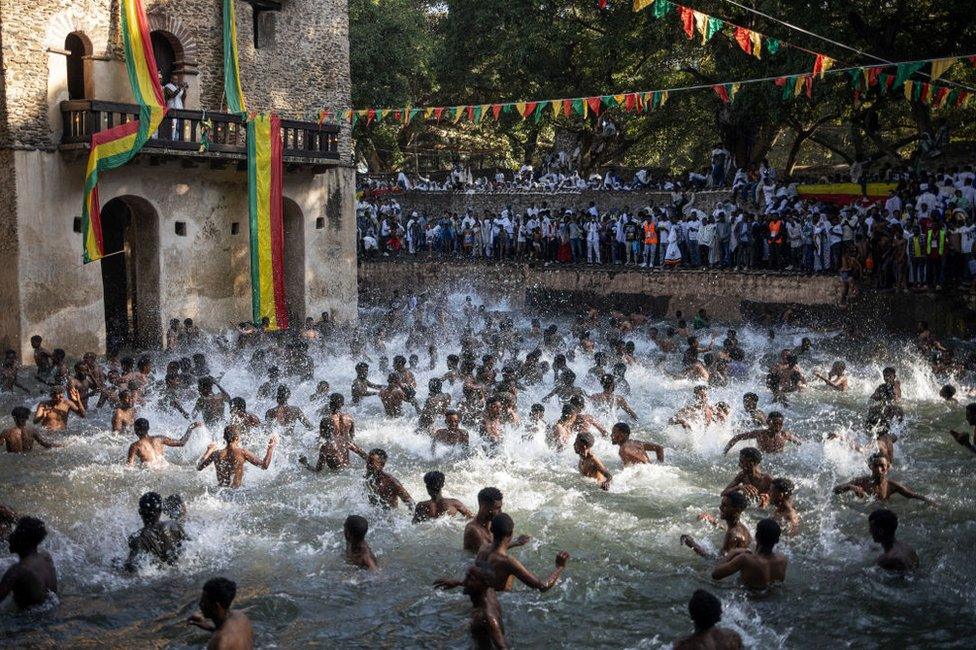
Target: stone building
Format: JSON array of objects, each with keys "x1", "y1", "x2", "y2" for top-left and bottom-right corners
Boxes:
[{"x1": 0, "y1": 0, "x2": 356, "y2": 358}]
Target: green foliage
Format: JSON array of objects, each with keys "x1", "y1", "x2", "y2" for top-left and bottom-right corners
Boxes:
[{"x1": 349, "y1": 0, "x2": 976, "y2": 173}]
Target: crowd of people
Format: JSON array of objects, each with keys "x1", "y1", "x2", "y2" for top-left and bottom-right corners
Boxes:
[
  {"x1": 358, "y1": 164, "x2": 976, "y2": 296},
  {"x1": 2, "y1": 292, "x2": 975, "y2": 647}
]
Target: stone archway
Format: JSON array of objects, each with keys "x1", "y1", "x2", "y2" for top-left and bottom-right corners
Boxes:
[
  {"x1": 282, "y1": 198, "x2": 306, "y2": 328},
  {"x1": 98, "y1": 196, "x2": 162, "y2": 350}
]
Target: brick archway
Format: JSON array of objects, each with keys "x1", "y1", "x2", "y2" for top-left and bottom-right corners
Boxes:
[{"x1": 146, "y1": 12, "x2": 198, "y2": 77}]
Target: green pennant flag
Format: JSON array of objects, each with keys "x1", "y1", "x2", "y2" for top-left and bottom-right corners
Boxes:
[
  {"x1": 653, "y1": 0, "x2": 673, "y2": 19},
  {"x1": 409, "y1": 108, "x2": 421, "y2": 122},
  {"x1": 780, "y1": 77, "x2": 794, "y2": 100},
  {"x1": 572, "y1": 98, "x2": 585, "y2": 116},
  {"x1": 705, "y1": 17, "x2": 724, "y2": 41},
  {"x1": 893, "y1": 62, "x2": 924, "y2": 89},
  {"x1": 502, "y1": 104, "x2": 513, "y2": 114},
  {"x1": 472, "y1": 105, "x2": 483, "y2": 123},
  {"x1": 603, "y1": 95, "x2": 618, "y2": 108},
  {"x1": 847, "y1": 68, "x2": 863, "y2": 89},
  {"x1": 533, "y1": 102, "x2": 545, "y2": 122},
  {"x1": 350, "y1": 111, "x2": 359, "y2": 128},
  {"x1": 766, "y1": 38, "x2": 781, "y2": 55},
  {"x1": 948, "y1": 89, "x2": 960, "y2": 106}
]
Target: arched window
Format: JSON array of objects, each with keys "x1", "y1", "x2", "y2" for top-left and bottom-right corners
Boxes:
[
  {"x1": 64, "y1": 32, "x2": 92, "y2": 100},
  {"x1": 150, "y1": 31, "x2": 180, "y2": 85}
]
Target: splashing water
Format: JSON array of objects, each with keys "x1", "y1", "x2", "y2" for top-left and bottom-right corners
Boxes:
[{"x1": 2, "y1": 294, "x2": 975, "y2": 648}]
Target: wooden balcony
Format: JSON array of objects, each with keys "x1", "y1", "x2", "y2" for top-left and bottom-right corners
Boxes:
[{"x1": 60, "y1": 100, "x2": 340, "y2": 170}]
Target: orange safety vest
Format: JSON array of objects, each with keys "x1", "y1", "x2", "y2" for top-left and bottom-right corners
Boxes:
[
  {"x1": 643, "y1": 222, "x2": 658, "y2": 245},
  {"x1": 768, "y1": 219, "x2": 783, "y2": 244}
]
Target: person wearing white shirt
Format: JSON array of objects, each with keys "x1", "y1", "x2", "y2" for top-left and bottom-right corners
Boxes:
[
  {"x1": 884, "y1": 192, "x2": 902, "y2": 215},
  {"x1": 585, "y1": 217, "x2": 601, "y2": 264}
]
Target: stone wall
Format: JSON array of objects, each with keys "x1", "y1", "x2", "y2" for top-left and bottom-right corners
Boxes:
[
  {"x1": 0, "y1": 0, "x2": 352, "y2": 159},
  {"x1": 3, "y1": 152, "x2": 356, "y2": 358},
  {"x1": 357, "y1": 260, "x2": 976, "y2": 338},
  {"x1": 386, "y1": 189, "x2": 734, "y2": 217}
]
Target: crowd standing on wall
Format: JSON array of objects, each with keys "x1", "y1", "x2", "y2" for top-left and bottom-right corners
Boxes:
[{"x1": 357, "y1": 163, "x2": 976, "y2": 297}]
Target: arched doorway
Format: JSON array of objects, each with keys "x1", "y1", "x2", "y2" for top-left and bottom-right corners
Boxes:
[
  {"x1": 282, "y1": 199, "x2": 306, "y2": 328},
  {"x1": 65, "y1": 32, "x2": 92, "y2": 100},
  {"x1": 99, "y1": 197, "x2": 162, "y2": 350},
  {"x1": 150, "y1": 31, "x2": 179, "y2": 85}
]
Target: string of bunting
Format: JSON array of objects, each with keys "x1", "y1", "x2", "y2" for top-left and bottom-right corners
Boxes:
[{"x1": 316, "y1": 54, "x2": 975, "y2": 128}]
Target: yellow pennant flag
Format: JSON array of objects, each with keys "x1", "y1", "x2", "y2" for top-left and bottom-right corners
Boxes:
[
  {"x1": 614, "y1": 94, "x2": 626, "y2": 106},
  {"x1": 693, "y1": 11, "x2": 708, "y2": 44},
  {"x1": 423, "y1": 107, "x2": 434, "y2": 120},
  {"x1": 730, "y1": 83, "x2": 741, "y2": 100},
  {"x1": 659, "y1": 90, "x2": 669, "y2": 107},
  {"x1": 749, "y1": 31, "x2": 762, "y2": 59},
  {"x1": 794, "y1": 77, "x2": 805, "y2": 98},
  {"x1": 515, "y1": 102, "x2": 527, "y2": 118},
  {"x1": 634, "y1": 0, "x2": 654, "y2": 11},
  {"x1": 551, "y1": 100, "x2": 561, "y2": 118},
  {"x1": 930, "y1": 57, "x2": 957, "y2": 80},
  {"x1": 904, "y1": 80, "x2": 914, "y2": 101}
]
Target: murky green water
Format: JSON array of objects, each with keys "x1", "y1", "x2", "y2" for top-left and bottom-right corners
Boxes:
[{"x1": 2, "y1": 297, "x2": 974, "y2": 648}]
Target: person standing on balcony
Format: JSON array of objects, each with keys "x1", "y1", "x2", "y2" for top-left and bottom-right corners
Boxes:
[{"x1": 162, "y1": 73, "x2": 187, "y2": 141}]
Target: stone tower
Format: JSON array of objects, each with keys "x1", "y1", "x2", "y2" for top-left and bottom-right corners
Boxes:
[{"x1": 0, "y1": 0, "x2": 356, "y2": 356}]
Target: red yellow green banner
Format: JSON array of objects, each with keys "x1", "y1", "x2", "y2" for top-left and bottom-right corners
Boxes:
[
  {"x1": 797, "y1": 182, "x2": 898, "y2": 205},
  {"x1": 246, "y1": 114, "x2": 288, "y2": 330},
  {"x1": 222, "y1": 0, "x2": 247, "y2": 114},
  {"x1": 82, "y1": 0, "x2": 166, "y2": 263}
]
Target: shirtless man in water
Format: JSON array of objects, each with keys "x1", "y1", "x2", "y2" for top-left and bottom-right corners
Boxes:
[
  {"x1": 589, "y1": 375, "x2": 637, "y2": 420},
  {"x1": 711, "y1": 518, "x2": 787, "y2": 590},
  {"x1": 197, "y1": 426, "x2": 278, "y2": 488},
  {"x1": 299, "y1": 416, "x2": 366, "y2": 472},
  {"x1": 440, "y1": 513, "x2": 568, "y2": 595},
  {"x1": 833, "y1": 453, "x2": 935, "y2": 504},
  {"x1": 0, "y1": 517, "x2": 58, "y2": 610},
  {"x1": 264, "y1": 386, "x2": 313, "y2": 433},
  {"x1": 463, "y1": 487, "x2": 530, "y2": 553},
  {"x1": 815, "y1": 361, "x2": 849, "y2": 391},
  {"x1": 671, "y1": 386, "x2": 713, "y2": 429},
  {"x1": 413, "y1": 471, "x2": 474, "y2": 523},
  {"x1": 191, "y1": 376, "x2": 231, "y2": 429},
  {"x1": 721, "y1": 447, "x2": 772, "y2": 504},
  {"x1": 682, "y1": 491, "x2": 751, "y2": 558},
  {"x1": 480, "y1": 397, "x2": 505, "y2": 447},
  {"x1": 722, "y1": 412, "x2": 799, "y2": 455},
  {"x1": 343, "y1": 515, "x2": 378, "y2": 571},
  {"x1": 674, "y1": 589, "x2": 743, "y2": 650},
  {"x1": 363, "y1": 448, "x2": 414, "y2": 510},
  {"x1": 351, "y1": 362, "x2": 383, "y2": 405},
  {"x1": 127, "y1": 418, "x2": 200, "y2": 466},
  {"x1": 434, "y1": 560, "x2": 508, "y2": 649},
  {"x1": 432, "y1": 410, "x2": 470, "y2": 447},
  {"x1": 112, "y1": 390, "x2": 139, "y2": 433},
  {"x1": 573, "y1": 432, "x2": 612, "y2": 490},
  {"x1": 187, "y1": 577, "x2": 254, "y2": 649},
  {"x1": 34, "y1": 386, "x2": 85, "y2": 430},
  {"x1": 2, "y1": 407, "x2": 63, "y2": 452},
  {"x1": 868, "y1": 508, "x2": 918, "y2": 571},
  {"x1": 610, "y1": 422, "x2": 664, "y2": 465}
]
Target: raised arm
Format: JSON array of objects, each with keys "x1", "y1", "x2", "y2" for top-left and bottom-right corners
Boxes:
[
  {"x1": 711, "y1": 549, "x2": 748, "y2": 580},
  {"x1": 33, "y1": 403, "x2": 46, "y2": 424},
  {"x1": 162, "y1": 421, "x2": 202, "y2": 447},
  {"x1": 244, "y1": 436, "x2": 278, "y2": 470},
  {"x1": 509, "y1": 552, "x2": 569, "y2": 592},
  {"x1": 619, "y1": 397, "x2": 638, "y2": 421},
  {"x1": 642, "y1": 441, "x2": 665, "y2": 462},
  {"x1": 392, "y1": 476, "x2": 414, "y2": 508},
  {"x1": 197, "y1": 443, "x2": 219, "y2": 471},
  {"x1": 889, "y1": 479, "x2": 936, "y2": 505},
  {"x1": 722, "y1": 432, "x2": 756, "y2": 455}
]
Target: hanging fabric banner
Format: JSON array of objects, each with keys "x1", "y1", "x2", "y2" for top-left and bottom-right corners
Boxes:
[
  {"x1": 81, "y1": 0, "x2": 166, "y2": 264},
  {"x1": 246, "y1": 114, "x2": 288, "y2": 330},
  {"x1": 222, "y1": 0, "x2": 247, "y2": 113}
]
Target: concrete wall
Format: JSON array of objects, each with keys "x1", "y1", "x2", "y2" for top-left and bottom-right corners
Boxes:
[
  {"x1": 5, "y1": 151, "x2": 355, "y2": 358},
  {"x1": 357, "y1": 260, "x2": 976, "y2": 338},
  {"x1": 388, "y1": 190, "x2": 734, "y2": 217}
]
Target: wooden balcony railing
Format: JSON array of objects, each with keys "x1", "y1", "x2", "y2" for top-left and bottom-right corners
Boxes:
[{"x1": 60, "y1": 100, "x2": 340, "y2": 162}]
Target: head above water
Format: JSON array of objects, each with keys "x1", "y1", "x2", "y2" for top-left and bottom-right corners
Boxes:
[
  {"x1": 138, "y1": 491, "x2": 163, "y2": 524},
  {"x1": 11, "y1": 406, "x2": 30, "y2": 426},
  {"x1": 200, "y1": 577, "x2": 237, "y2": 620},
  {"x1": 134, "y1": 418, "x2": 150, "y2": 437},
  {"x1": 868, "y1": 508, "x2": 898, "y2": 544},
  {"x1": 424, "y1": 470, "x2": 445, "y2": 496},
  {"x1": 344, "y1": 514, "x2": 369, "y2": 543},
  {"x1": 489, "y1": 512, "x2": 515, "y2": 542},
  {"x1": 476, "y1": 487, "x2": 503, "y2": 513},
  {"x1": 755, "y1": 518, "x2": 782, "y2": 552},
  {"x1": 688, "y1": 589, "x2": 722, "y2": 633}
]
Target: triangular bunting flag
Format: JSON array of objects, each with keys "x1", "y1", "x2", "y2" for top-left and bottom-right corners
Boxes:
[
  {"x1": 930, "y1": 58, "x2": 957, "y2": 80},
  {"x1": 705, "y1": 16, "x2": 724, "y2": 42},
  {"x1": 749, "y1": 31, "x2": 762, "y2": 58},
  {"x1": 515, "y1": 101, "x2": 527, "y2": 118},
  {"x1": 633, "y1": 0, "x2": 653, "y2": 11},
  {"x1": 812, "y1": 54, "x2": 833, "y2": 78},
  {"x1": 713, "y1": 85, "x2": 730, "y2": 103},
  {"x1": 551, "y1": 100, "x2": 562, "y2": 118},
  {"x1": 587, "y1": 96, "x2": 602, "y2": 116},
  {"x1": 679, "y1": 6, "x2": 694, "y2": 38},
  {"x1": 766, "y1": 38, "x2": 780, "y2": 55},
  {"x1": 734, "y1": 27, "x2": 751, "y2": 54},
  {"x1": 491, "y1": 104, "x2": 502, "y2": 120}
]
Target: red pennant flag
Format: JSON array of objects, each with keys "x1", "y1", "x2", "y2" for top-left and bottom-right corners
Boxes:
[
  {"x1": 919, "y1": 82, "x2": 931, "y2": 104},
  {"x1": 712, "y1": 85, "x2": 730, "y2": 103},
  {"x1": 523, "y1": 101, "x2": 537, "y2": 118},
  {"x1": 865, "y1": 67, "x2": 881, "y2": 87},
  {"x1": 491, "y1": 104, "x2": 502, "y2": 120},
  {"x1": 774, "y1": 77, "x2": 787, "y2": 87},
  {"x1": 734, "y1": 27, "x2": 751, "y2": 54},
  {"x1": 625, "y1": 93, "x2": 637, "y2": 112},
  {"x1": 804, "y1": 75, "x2": 813, "y2": 97},
  {"x1": 598, "y1": 0, "x2": 607, "y2": 7},
  {"x1": 366, "y1": 108, "x2": 376, "y2": 124},
  {"x1": 587, "y1": 96, "x2": 602, "y2": 116},
  {"x1": 562, "y1": 99, "x2": 573, "y2": 117},
  {"x1": 392, "y1": 110, "x2": 401, "y2": 122},
  {"x1": 433, "y1": 107, "x2": 444, "y2": 121},
  {"x1": 679, "y1": 6, "x2": 694, "y2": 39},
  {"x1": 465, "y1": 105, "x2": 474, "y2": 121},
  {"x1": 933, "y1": 87, "x2": 949, "y2": 107}
]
